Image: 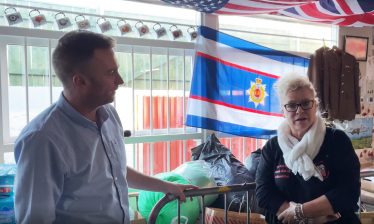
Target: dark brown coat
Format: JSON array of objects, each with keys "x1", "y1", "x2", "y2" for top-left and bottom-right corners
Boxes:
[
  {"x1": 323, "y1": 50, "x2": 360, "y2": 120},
  {"x1": 307, "y1": 47, "x2": 329, "y2": 114}
]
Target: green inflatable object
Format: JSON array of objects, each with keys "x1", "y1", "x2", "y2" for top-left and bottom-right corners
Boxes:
[
  {"x1": 138, "y1": 172, "x2": 199, "y2": 224},
  {"x1": 172, "y1": 160, "x2": 218, "y2": 208}
]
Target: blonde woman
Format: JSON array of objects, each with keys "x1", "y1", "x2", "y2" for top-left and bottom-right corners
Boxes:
[{"x1": 255, "y1": 73, "x2": 361, "y2": 224}]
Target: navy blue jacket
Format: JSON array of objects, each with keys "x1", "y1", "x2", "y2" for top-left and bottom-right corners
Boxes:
[{"x1": 256, "y1": 128, "x2": 361, "y2": 224}]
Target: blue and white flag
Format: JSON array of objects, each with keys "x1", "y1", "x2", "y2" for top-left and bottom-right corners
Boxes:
[{"x1": 186, "y1": 26, "x2": 310, "y2": 139}]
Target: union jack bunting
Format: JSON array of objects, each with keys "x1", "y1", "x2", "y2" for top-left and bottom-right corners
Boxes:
[{"x1": 161, "y1": 0, "x2": 374, "y2": 26}]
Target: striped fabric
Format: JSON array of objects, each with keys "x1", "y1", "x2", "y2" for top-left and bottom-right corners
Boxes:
[
  {"x1": 161, "y1": 0, "x2": 374, "y2": 26},
  {"x1": 185, "y1": 26, "x2": 310, "y2": 139}
]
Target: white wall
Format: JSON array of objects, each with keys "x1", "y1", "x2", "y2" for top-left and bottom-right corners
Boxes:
[{"x1": 338, "y1": 27, "x2": 374, "y2": 76}]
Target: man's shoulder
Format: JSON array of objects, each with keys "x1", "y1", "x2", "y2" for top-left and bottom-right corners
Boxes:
[{"x1": 18, "y1": 103, "x2": 63, "y2": 139}]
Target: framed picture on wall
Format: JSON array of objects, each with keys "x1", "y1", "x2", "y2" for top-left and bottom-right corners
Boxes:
[{"x1": 344, "y1": 35, "x2": 369, "y2": 61}]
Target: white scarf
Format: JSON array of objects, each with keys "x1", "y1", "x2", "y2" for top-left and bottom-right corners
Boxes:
[{"x1": 277, "y1": 116, "x2": 326, "y2": 181}]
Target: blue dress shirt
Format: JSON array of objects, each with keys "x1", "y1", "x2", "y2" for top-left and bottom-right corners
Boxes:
[{"x1": 14, "y1": 93, "x2": 130, "y2": 224}]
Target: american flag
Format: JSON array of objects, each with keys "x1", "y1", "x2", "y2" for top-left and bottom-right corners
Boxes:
[{"x1": 161, "y1": 0, "x2": 374, "y2": 26}]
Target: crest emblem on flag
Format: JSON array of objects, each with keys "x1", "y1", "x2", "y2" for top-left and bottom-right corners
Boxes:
[{"x1": 246, "y1": 77, "x2": 268, "y2": 108}]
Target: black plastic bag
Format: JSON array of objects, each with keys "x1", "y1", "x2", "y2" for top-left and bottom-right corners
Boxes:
[
  {"x1": 245, "y1": 149, "x2": 262, "y2": 180},
  {"x1": 191, "y1": 133, "x2": 256, "y2": 212}
]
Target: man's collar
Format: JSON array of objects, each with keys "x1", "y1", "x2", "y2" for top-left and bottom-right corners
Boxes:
[{"x1": 56, "y1": 92, "x2": 109, "y2": 128}]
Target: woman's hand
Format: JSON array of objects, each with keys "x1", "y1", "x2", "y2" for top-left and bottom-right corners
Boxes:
[
  {"x1": 279, "y1": 201, "x2": 341, "y2": 224},
  {"x1": 313, "y1": 213, "x2": 341, "y2": 224},
  {"x1": 278, "y1": 202, "x2": 297, "y2": 224}
]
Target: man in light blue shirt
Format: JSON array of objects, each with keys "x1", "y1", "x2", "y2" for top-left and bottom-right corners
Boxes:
[{"x1": 14, "y1": 31, "x2": 196, "y2": 224}]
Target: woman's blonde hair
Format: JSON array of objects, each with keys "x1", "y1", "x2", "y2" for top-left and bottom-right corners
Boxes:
[{"x1": 275, "y1": 72, "x2": 318, "y2": 105}]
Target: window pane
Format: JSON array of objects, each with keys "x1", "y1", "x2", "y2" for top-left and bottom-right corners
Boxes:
[
  {"x1": 219, "y1": 138, "x2": 231, "y2": 150},
  {"x1": 185, "y1": 55, "x2": 197, "y2": 132},
  {"x1": 244, "y1": 138, "x2": 260, "y2": 159},
  {"x1": 27, "y1": 46, "x2": 50, "y2": 121},
  {"x1": 232, "y1": 137, "x2": 244, "y2": 163},
  {"x1": 4, "y1": 152, "x2": 15, "y2": 164},
  {"x1": 125, "y1": 144, "x2": 134, "y2": 169},
  {"x1": 136, "y1": 143, "x2": 150, "y2": 175},
  {"x1": 185, "y1": 139, "x2": 198, "y2": 162},
  {"x1": 153, "y1": 141, "x2": 167, "y2": 175},
  {"x1": 116, "y1": 52, "x2": 134, "y2": 132},
  {"x1": 134, "y1": 53, "x2": 150, "y2": 134},
  {"x1": 219, "y1": 30, "x2": 332, "y2": 53},
  {"x1": 170, "y1": 140, "x2": 183, "y2": 171},
  {"x1": 169, "y1": 52, "x2": 184, "y2": 131},
  {"x1": 219, "y1": 15, "x2": 333, "y2": 53},
  {"x1": 7, "y1": 45, "x2": 27, "y2": 137},
  {"x1": 261, "y1": 139, "x2": 268, "y2": 147},
  {"x1": 51, "y1": 48, "x2": 63, "y2": 103},
  {"x1": 152, "y1": 53, "x2": 167, "y2": 130}
]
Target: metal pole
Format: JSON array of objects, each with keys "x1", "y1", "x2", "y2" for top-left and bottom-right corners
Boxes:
[
  {"x1": 224, "y1": 194, "x2": 227, "y2": 224},
  {"x1": 167, "y1": 49, "x2": 170, "y2": 134},
  {"x1": 48, "y1": 39, "x2": 52, "y2": 105},
  {"x1": 178, "y1": 200, "x2": 181, "y2": 224},
  {"x1": 150, "y1": 48, "x2": 153, "y2": 135},
  {"x1": 147, "y1": 183, "x2": 257, "y2": 224},
  {"x1": 131, "y1": 46, "x2": 135, "y2": 136},
  {"x1": 24, "y1": 38, "x2": 29, "y2": 123},
  {"x1": 246, "y1": 191, "x2": 250, "y2": 224},
  {"x1": 201, "y1": 196, "x2": 205, "y2": 224},
  {"x1": 359, "y1": 178, "x2": 362, "y2": 220}
]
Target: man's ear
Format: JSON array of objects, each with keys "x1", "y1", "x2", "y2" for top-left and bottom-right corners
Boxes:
[{"x1": 72, "y1": 73, "x2": 88, "y2": 89}]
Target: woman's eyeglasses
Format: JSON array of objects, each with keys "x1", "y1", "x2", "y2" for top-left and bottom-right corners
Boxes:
[{"x1": 284, "y1": 100, "x2": 314, "y2": 112}]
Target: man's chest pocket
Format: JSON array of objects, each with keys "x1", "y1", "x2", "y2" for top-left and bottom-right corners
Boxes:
[{"x1": 111, "y1": 140, "x2": 127, "y2": 170}]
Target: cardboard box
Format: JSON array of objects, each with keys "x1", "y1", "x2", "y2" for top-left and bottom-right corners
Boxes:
[
  {"x1": 364, "y1": 203, "x2": 374, "y2": 212},
  {"x1": 362, "y1": 190, "x2": 374, "y2": 205},
  {"x1": 131, "y1": 211, "x2": 146, "y2": 224},
  {"x1": 360, "y1": 212, "x2": 374, "y2": 224},
  {"x1": 363, "y1": 180, "x2": 374, "y2": 193}
]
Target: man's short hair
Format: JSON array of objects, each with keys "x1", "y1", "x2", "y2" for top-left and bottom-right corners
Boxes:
[{"x1": 52, "y1": 30, "x2": 115, "y2": 87}]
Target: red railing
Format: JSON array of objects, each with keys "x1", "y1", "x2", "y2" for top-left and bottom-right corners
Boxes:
[
  {"x1": 136, "y1": 96, "x2": 263, "y2": 175},
  {"x1": 137, "y1": 96, "x2": 196, "y2": 175},
  {"x1": 220, "y1": 137, "x2": 263, "y2": 163}
]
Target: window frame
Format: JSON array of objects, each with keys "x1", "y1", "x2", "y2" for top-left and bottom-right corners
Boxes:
[
  {"x1": 0, "y1": 12, "x2": 339, "y2": 166},
  {"x1": 0, "y1": 27, "x2": 205, "y2": 165}
]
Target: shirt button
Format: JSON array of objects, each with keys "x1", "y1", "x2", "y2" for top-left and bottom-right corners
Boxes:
[
  {"x1": 341, "y1": 91, "x2": 344, "y2": 93},
  {"x1": 342, "y1": 83, "x2": 344, "y2": 85},
  {"x1": 115, "y1": 177, "x2": 118, "y2": 181}
]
